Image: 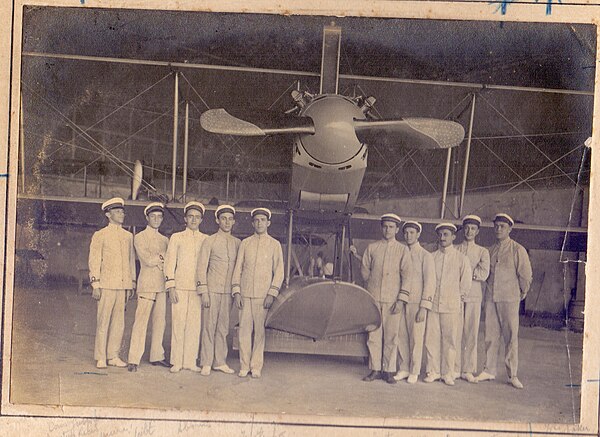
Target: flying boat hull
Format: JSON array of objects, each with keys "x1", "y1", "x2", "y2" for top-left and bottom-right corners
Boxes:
[{"x1": 265, "y1": 276, "x2": 381, "y2": 340}]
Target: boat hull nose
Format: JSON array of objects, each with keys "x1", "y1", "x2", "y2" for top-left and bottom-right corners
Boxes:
[{"x1": 265, "y1": 277, "x2": 381, "y2": 340}]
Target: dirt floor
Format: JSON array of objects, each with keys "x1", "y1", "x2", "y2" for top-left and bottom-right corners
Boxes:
[{"x1": 8, "y1": 284, "x2": 583, "y2": 424}]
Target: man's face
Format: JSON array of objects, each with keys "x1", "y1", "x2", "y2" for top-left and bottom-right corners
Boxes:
[
  {"x1": 252, "y1": 215, "x2": 270, "y2": 234},
  {"x1": 494, "y1": 221, "x2": 512, "y2": 241},
  {"x1": 403, "y1": 227, "x2": 420, "y2": 246},
  {"x1": 463, "y1": 223, "x2": 479, "y2": 242},
  {"x1": 146, "y1": 211, "x2": 163, "y2": 230},
  {"x1": 106, "y1": 208, "x2": 125, "y2": 225},
  {"x1": 216, "y1": 212, "x2": 235, "y2": 233},
  {"x1": 184, "y1": 209, "x2": 203, "y2": 231},
  {"x1": 381, "y1": 221, "x2": 399, "y2": 241},
  {"x1": 437, "y1": 229, "x2": 456, "y2": 248}
]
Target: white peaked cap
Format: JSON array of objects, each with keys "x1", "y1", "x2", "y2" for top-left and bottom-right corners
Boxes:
[
  {"x1": 101, "y1": 197, "x2": 125, "y2": 212},
  {"x1": 184, "y1": 201, "x2": 205, "y2": 215},
  {"x1": 144, "y1": 202, "x2": 164, "y2": 216}
]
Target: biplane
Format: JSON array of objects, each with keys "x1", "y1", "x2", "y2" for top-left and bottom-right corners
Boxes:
[{"x1": 16, "y1": 22, "x2": 589, "y2": 357}]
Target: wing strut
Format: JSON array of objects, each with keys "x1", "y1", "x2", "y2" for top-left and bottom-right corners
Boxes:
[{"x1": 285, "y1": 209, "x2": 294, "y2": 287}]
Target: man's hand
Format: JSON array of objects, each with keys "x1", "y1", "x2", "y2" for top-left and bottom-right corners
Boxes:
[
  {"x1": 263, "y1": 295, "x2": 275, "y2": 309},
  {"x1": 234, "y1": 293, "x2": 243, "y2": 309},
  {"x1": 168, "y1": 288, "x2": 178, "y2": 304},
  {"x1": 126, "y1": 289, "x2": 134, "y2": 302},
  {"x1": 201, "y1": 293, "x2": 210, "y2": 308},
  {"x1": 349, "y1": 245, "x2": 361, "y2": 260},
  {"x1": 391, "y1": 299, "x2": 404, "y2": 314},
  {"x1": 416, "y1": 307, "x2": 427, "y2": 323},
  {"x1": 92, "y1": 288, "x2": 102, "y2": 301}
]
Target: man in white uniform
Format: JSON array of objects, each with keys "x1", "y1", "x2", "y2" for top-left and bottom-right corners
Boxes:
[
  {"x1": 164, "y1": 201, "x2": 207, "y2": 373},
  {"x1": 396, "y1": 220, "x2": 435, "y2": 384},
  {"x1": 127, "y1": 202, "x2": 170, "y2": 372},
  {"x1": 454, "y1": 215, "x2": 490, "y2": 382},
  {"x1": 197, "y1": 205, "x2": 241, "y2": 376},
  {"x1": 424, "y1": 223, "x2": 472, "y2": 386},
  {"x1": 88, "y1": 197, "x2": 136, "y2": 369},
  {"x1": 476, "y1": 213, "x2": 533, "y2": 389},
  {"x1": 360, "y1": 213, "x2": 412, "y2": 384},
  {"x1": 232, "y1": 208, "x2": 284, "y2": 379}
]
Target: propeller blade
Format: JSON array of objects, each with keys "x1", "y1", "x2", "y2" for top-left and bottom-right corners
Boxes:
[
  {"x1": 200, "y1": 108, "x2": 315, "y2": 137},
  {"x1": 131, "y1": 159, "x2": 143, "y2": 200},
  {"x1": 354, "y1": 117, "x2": 465, "y2": 149}
]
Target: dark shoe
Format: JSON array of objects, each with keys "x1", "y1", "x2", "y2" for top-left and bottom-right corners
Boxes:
[
  {"x1": 384, "y1": 372, "x2": 397, "y2": 384},
  {"x1": 362, "y1": 370, "x2": 382, "y2": 382},
  {"x1": 127, "y1": 364, "x2": 138, "y2": 372},
  {"x1": 150, "y1": 359, "x2": 170, "y2": 368}
]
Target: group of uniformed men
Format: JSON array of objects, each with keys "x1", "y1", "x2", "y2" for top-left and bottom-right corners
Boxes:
[
  {"x1": 351, "y1": 212, "x2": 532, "y2": 389},
  {"x1": 88, "y1": 196, "x2": 532, "y2": 388},
  {"x1": 88, "y1": 197, "x2": 282, "y2": 379}
]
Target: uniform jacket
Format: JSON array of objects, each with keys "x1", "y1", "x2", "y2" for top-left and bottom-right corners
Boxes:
[
  {"x1": 456, "y1": 240, "x2": 490, "y2": 302},
  {"x1": 164, "y1": 228, "x2": 207, "y2": 291},
  {"x1": 360, "y1": 239, "x2": 412, "y2": 304},
  {"x1": 134, "y1": 226, "x2": 169, "y2": 294},
  {"x1": 231, "y1": 233, "x2": 284, "y2": 299},
  {"x1": 88, "y1": 223, "x2": 136, "y2": 290},
  {"x1": 432, "y1": 246, "x2": 472, "y2": 313},
  {"x1": 405, "y1": 242, "x2": 436, "y2": 310},
  {"x1": 487, "y1": 238, "x2": 533, "y2": 303},
  {"x1": 196, "y1": 230, "x2": 241, "y2": 294}
]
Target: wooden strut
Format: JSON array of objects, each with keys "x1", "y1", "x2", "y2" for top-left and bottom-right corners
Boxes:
[
  {"x1": 285, "y1": 209, "x2": 294, "y2": 287},
  {"x1": 347, "y1": 216, "x2": 354, "y2": 283},
  {"x1": 171, "y1": 72, "x2": 179, "y2": 201}
]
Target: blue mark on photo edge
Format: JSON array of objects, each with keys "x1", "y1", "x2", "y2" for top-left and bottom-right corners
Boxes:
[
  {"x1": 0, "y1": 173, "x2": 8, "y2": 178},
  {"x1": 541, "y1": 0, "x2": 562, "y2": 15},
  {"x1": 490, "y1": 0, "x2": 561, "y2": 15}
]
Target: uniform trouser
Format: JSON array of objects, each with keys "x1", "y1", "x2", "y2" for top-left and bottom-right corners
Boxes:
[
  {"x1": 127, "y1": 292, "x2": 167, "y2": 365},
  {"x1": 367, "y1": 301, "x2": 400, "y2": 373},
  {"x1": 200, "y1": 292, "x2": 232, "y2": 368},
  {"x1": 398, "y1": 303, "x2": 427, "y2": 375},
  {"x1": 238, "y1": 297, "x2": 268, "y2": 372},
  {"x1": 170, "y1": 289, "x2": 202, "y2": 369},
  {"x1": 454, "y1": 300, "x2": 482, "y2": 375},
  {"x1": 424, "y1": 311, "x2": 458, "y2": 377},
  {"x1": 94, "y1": 288, "x2": 126, "y2": 361},
  {"x1": 483, "y1": 297, "x2": 520, "y2": 378}
]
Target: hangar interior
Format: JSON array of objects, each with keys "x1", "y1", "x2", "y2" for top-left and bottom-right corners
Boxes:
[{"x1": 8, "y1": 7, "x2": 594, "y2": 423}]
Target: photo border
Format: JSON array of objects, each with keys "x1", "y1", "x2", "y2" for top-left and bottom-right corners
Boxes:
[{"x1": 1, "y1": 1, "x2": 599, "y2": 435}]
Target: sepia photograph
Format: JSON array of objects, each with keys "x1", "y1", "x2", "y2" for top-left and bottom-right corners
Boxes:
[{"x1": 1, "y1": 2, "x2": 599, "y2": 435}]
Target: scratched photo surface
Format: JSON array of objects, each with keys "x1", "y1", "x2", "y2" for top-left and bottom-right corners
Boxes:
[{"x1": 10, "y1": 6, "x2": 592, "y2": 424}]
